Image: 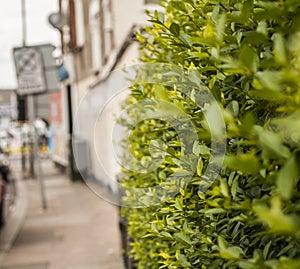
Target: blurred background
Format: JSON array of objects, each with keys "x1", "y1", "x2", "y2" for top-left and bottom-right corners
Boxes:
[{"x1": 0, "y1": 1, "x2": 161, "y2": 268}]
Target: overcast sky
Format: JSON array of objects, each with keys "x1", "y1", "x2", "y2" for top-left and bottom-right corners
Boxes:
[{"x1": 0, "y1": 0, "x2": 60, "y2": 89}]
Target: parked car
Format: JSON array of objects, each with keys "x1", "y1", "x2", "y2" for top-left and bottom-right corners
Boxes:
[
  {"x1": 0, "y1": 150, "x2": 10, "y2": 183},
  {"x1": 0, "y1": 178, "x2": 5, "y2": 226},
  {"x1": 0, "y1": 151, "x2": 15, "y2": 227}
]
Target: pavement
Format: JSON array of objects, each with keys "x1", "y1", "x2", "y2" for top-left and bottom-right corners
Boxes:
[{"x1": 0, "y1": 157, "x2": 125, "y2": 269}]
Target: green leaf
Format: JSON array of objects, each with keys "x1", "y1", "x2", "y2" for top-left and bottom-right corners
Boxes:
[
  {"x1": 205, "y1": 208, "x2": 227, "y2": 215},
  {"x1": 151, "y1": 222, "x2": 159, "y2": 233},
  {"x1": 218, "y1": 236, "x2": 244, "y2": 260},
  {"x1": 170, "y1": 1, "x2": 187, "y2": 12},
  {"x1": 263, "y1": 240, "x2": 272, "y2": 260},
  {"x1": 153, "y1": 84, "x2": 169, "y2": 101},
  {"x1": 177, "y1": 253, "x2": 192, "y2": 267},
  {"x1": 226, "y1": 154, "x2": 260, "y2": 175},
  {"x1": 160, "y1": 231, "x2": 173, "y2": 239},
  {"x1": 199, "y1": 144, "x2": 210, "y2": 156},
  {"x1": 216, "y1": 14, "x2": 226, "y2": 42},
  {"x1": 222, "y1": 246, "x2": 244, "y2": 260},
  {"x1": 205, "y1": 102, "x2": 225, "y2": 138},
  {"x1": 179, "y1": 33, "x2": 192, "y2": 47},
  {"x1": 238, "y1": 261, "x2": 257, "y2": 269},
  {"x1": 273, "y1": 33, "x2": 287, "y2": 64},
  {"x1": 192, "y1": 141, "x2": 201, "y2": 155},
  {"x1": 254, "y1": 126, "x2": 290, "y2": 159},
  {"x1": 174, "y1": 232, "x2": 192, "y2": 245},
  {"x1": 183, "y1": 221, "x2": 194, "y2": 233},
  {"x1": 218, "y1": 236, "x2": 227, "y2": 250},
  {"x1": 253, "y1": 197, "x2": 300, "y2": 233},
  {"x1": 255, "y1": 71, "x2": 282, "y2": 91},
  {"x1": 277, "y1": 156, "x2": 298, "y2": 199},
  {"x1": 158, "y1": 12, "x2": 165, "y2": 24},
  {"x1": 175, "y1": 197, "x2": 184, "y2": 211},
  {"x1": 231, "y1": 176, "x2": 239, "y2": 199},
  {"x1": 196, "y1": 157, "x2": 203, "y2": 176},
  {"x1": 238, "y1": 44, "x2": 258, "y2": 72},
  {"x1": 274, "y1": 259, "x2": 300, "y2": 269},
  {"x1": 220, "y1": 178, "x2": 229, "y2": 198},
  {"x1": 257, "y1": 20, "x2": 268, "y2": 36},
  {"x1": 211, "y1": 5, "x2": 220, "y2": 24},
  {"x1": 188, "y1": 69, "x2": 202, "y2": 87},
  {"x1": 240, "y1": 0, "x2": 253, "y2": 23},
  {"x1": 182, "y1": 0, "x2": 196, "y2": 5},
  {"x1": 170, "y1": 23, "x2": 180, "y2": 37},
  {"x1": 226, "y1": 100, "x2": 239, "y2": 117},
  {"x1": 272, "y1": 112, "x2": 300, "y2": 143}
]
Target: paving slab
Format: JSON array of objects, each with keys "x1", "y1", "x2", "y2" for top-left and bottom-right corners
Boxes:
[{"x1": 0, "y1": 158, "x2": 124, "y2": 269}]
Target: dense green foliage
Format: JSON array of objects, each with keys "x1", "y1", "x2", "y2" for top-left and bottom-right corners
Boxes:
[{"x1": 121, "y1": 0, "x2": 300, "y2": 268}]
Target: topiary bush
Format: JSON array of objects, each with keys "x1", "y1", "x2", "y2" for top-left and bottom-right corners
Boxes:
[{"x1": 120, "y1": 0, "x2": 300, "y2": 268}]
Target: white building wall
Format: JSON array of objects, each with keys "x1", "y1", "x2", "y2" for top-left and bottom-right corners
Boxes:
[
  {"x1": 74, "y1": 43, "x2": 139, "y2": 192},
  {"x1": 71, "y1": 0, "x2": 160, "y2": 192},
  {"x1": 112, "y1": 0, "x2": 144, "y2": 47}
]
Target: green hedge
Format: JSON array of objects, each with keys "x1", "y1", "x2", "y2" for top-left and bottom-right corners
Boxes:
[{"x1": 121, "y1": 0, "x2": 300, "y2": 268}]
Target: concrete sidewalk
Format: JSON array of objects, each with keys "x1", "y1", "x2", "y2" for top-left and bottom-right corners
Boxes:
[{"x1": 0, "y1": 159, "x2": 124, "y2": 269}]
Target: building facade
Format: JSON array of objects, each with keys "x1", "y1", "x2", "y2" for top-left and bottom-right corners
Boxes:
[{"x1": 55, "y1": 0, "x2": 161, "y2": 192}]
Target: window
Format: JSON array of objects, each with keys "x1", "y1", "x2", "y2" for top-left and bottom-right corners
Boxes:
[
  {"x1": 60, "y1": 0, "x2": 70, "y2": 52},
  {"x1": 89, "y1": 0, "x2": 102, "y2": 69},
  {"x1": 75, "y1": 0, "x2": 85, "y2": 47},
  {"x1": 102, "y1": 0, "x2": 114, "y2": 62}
]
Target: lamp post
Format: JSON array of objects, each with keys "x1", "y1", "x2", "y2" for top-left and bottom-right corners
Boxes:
[
  {"x1": 21, "y1": 0, "x2": 27, "y2": 46},
  {"x1": 19, "y1": 0, "x2": 47, "y2": 210},
  {"x1": 20, "y1": 0, "x2": 29, "y2": 175}
]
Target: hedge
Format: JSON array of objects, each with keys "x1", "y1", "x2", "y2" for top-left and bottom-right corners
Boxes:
[{"x1": 121, "y1": 0, "x2": 300, "y2": 268}]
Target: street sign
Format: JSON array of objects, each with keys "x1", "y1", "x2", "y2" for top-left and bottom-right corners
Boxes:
[{"x1": 13, "y1": 47, "x2": 47, "y2": 96}]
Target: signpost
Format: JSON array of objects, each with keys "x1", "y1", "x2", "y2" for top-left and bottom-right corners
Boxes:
[
  {"x1": 13, "y1": 44, "x2": 59, "y2": 210},
  {"x1": 13, "y1": 47, "x2": 46, "y2": 96},
  {"x1": 13, "y1": 44, "x2": 59, "y2": 96}
]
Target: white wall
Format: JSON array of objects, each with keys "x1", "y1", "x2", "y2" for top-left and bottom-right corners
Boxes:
[
  {"x1": 71, "y1": 0, "x2": 160, "y2": 192},
  {"x1": 112, "y1": 0, "x2": 145, "y2": 48},
  {"x1": 73, "y1": 42, "x2": 139, "y2": 192}
]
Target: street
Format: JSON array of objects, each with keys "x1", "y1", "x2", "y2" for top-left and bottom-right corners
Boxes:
[{"x1": 0, "y1": 156, "x2": 124, "y2": 269}]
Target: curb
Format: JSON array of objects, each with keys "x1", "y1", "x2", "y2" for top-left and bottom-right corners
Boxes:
[{"x1": 0, "y1": 176, "x2": 28, "y2": 264}]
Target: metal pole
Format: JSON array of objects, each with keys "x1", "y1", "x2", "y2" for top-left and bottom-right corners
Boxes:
[
  {"x1": 28, "y1": 96, "x2": 47, "y2": 210},
  {"x1": 21, "y1": 0, "x2": 27, "y2": 172},
  {"x1": 34, "y1": 125, "x2": 47, "y2": 210},
  {"x1": 21, "y1": 141, "x2": 26, "y2": 171},
  {"x1": 21, "y1": 0, "x2": 27, "y2": 46},
  {"x1": 20, "y1": 0, "x2": 46, "y2": 210}
]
